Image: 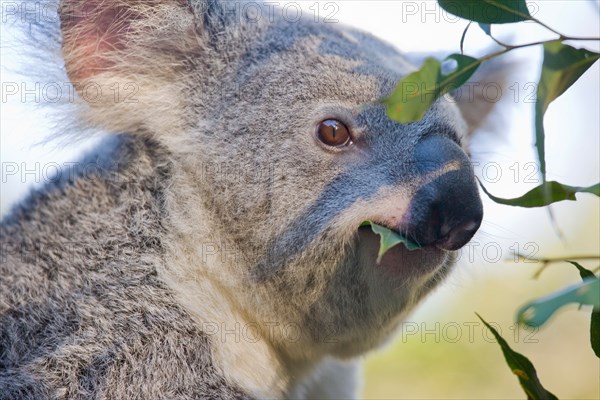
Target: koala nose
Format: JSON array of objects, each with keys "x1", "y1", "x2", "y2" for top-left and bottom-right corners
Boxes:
[{"x1": 399, "y1": 136, "x2": 483, "y2": 251}]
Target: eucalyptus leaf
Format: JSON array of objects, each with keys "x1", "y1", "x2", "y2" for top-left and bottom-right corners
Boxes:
[
  {"x1": 383, "y1": 54, "x2": 481, "y2": 123},
  {"x1": 478, "y1": 23, "x2": 492, "y2": 35},
  {"x1": 479, "y1": 180, "x2": 599, "y2": 208},
  {"x1": 476, "y1": 314, "x2": 558, "y2": 400},
  {"x1": 517, "y1": 278, "x2": 600, "y2": 328},
  {"x1": 535, "y1": 42, "x2": 599, "y2": 180},
  {"x1": 382, "y1": 58, "x2": 441, "y2": 123},
  {"x1": 360, "y1": 221, "x2": 421, "y2": 263},
  {"x1": 567, "y1": 261, "x2": 600, "y2": 358},
  {"x1": 438, "y1": 0, "x2": 531, "y2": 24},
  {"x1": 591, "y1": 309, "x2": 600, "y2": 358},
  {"x1": 567, "y1": 260, "x2": 596, "y2": 280}
]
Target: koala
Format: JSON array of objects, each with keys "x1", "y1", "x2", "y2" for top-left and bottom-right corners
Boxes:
[{"x1": 1, "y1": 1, "x2": 502, "y2": 398}]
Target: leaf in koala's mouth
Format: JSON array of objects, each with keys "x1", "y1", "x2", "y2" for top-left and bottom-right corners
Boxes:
[{"x1": 360, "y1": 221, "x2": 421, "y2": 263}]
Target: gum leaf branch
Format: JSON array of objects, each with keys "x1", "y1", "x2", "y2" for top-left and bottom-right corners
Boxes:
[
  {"x1": 438, "y1": 0, "x2": 532, "y2": 24},
  {"x1": 479, "y1": 180, "x2": 599, "y2": 207},
  {"x1": 509, "y1": 255, "x2": 600, "y2": 280},
  {"x1": 382, "y1": 54, "x2": 483, "y2": 123},
  {"x1": 567, "y1": 261, "x2": 600, "y2": 358},
  {"x1": 476, "y1": 313, "x2": 558, "y2": 400},
  {"x1": 517, "y1": 277, "x2": 599, "y2": 330},
  {"x1": 535, "y1": 41, "x2": 599, "y2": 181}
]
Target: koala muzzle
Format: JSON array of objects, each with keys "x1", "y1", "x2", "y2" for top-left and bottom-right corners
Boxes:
[{"x1": 400, "y1": 136, "x2": 483, "y2": 251}]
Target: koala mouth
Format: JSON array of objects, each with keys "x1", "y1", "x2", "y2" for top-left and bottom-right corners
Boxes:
[{"x1": 356, "y1": 226, "x2": 448, "y2": 278}]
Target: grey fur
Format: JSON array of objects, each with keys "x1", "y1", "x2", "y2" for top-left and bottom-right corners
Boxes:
[
  {"x1": 1, "y1": 136, "x2": 249, "y2": 399},
  {"x1": 1, "y1": 1, "x2": 501, "y2": 398}
]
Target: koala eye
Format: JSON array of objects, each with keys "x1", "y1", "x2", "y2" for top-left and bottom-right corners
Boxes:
[{"x1": 316, "y1": 119, "x2": 352, "y2": 147}]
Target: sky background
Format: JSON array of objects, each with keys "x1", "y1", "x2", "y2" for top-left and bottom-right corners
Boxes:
[{"x1": 1, "y1": 1, "x2": 599, "y2": 398}]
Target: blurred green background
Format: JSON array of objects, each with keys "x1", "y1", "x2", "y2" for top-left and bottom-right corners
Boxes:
[{"x1": 362, "y1": 255, "x2": 600, "y2": 399}]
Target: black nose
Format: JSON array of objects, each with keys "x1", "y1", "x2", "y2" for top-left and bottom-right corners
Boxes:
[{"x1": 399, "y1": 136, "x2": 483, "y2": 251}]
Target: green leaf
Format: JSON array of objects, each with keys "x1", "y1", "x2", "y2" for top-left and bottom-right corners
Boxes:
[
  {"x1": 383, "y1": 54, "x2": 481, "y2": 123},
  {"x1": 478, "y1": 23, "x2": 492, "y2": 36},
  {"x1": 446, "y1": 54, "x2": 483, "y2": 86},
  {"x1": 517, "y1": 278, "x2": 600, "y2": 328},
  {"x1": 476, "y1": 314, "x2": 558, "y2": 400},
  {"x1": 382, "y1": 58, "x2": 441, "y2": 123},
  {"x1": 591, "y1": 310, "x2": 600, "y2": 358},
  {"x1": 360, "y1": 221, "x2": 421, "y2": 263},
  {"x1": 479, "y1": 180, "x2": 600, "y2": 208},
  {"x1": 438, "y1": 0, "x2": 531, "y2": 24},
  {"x1": 567, "y1": 261, "x2": 600, "y2": 358},
  {"x1": 535, "y1": 41, "x2": 599, "y2": 180},
  {"x1": 567, "y1": 260, "x2": 596, "y2": 280}
]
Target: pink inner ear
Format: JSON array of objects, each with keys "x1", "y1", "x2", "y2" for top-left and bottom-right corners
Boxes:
[{"x1": 61, "y1": 4, "x2": 141, "y2": 82}]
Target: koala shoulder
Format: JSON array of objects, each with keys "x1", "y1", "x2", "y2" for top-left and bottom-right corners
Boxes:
[{"x1": 0, "y1": 136, "x2": 250, "y2": 399}]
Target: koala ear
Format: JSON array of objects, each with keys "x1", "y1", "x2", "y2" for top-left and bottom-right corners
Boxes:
[
  {"x1": 58, "y1": 0, "x2": 228, "y2": 136},
  {"x1": 450, "y1": 58, "x2": 515, "y2": 138}
]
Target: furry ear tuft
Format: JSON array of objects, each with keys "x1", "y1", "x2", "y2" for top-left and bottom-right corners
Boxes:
[
  {"x1": 60, "y1": 1, "x2": 197, "y2": 83},
  {"x1": 57, "y1": 0, "x2": 203, "y2": 136}
]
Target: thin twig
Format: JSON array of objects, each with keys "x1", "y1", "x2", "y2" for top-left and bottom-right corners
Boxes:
[
  {"x1": 506, "y1": 254, "x2": 599, "y2": 279},
  {"x1": 510, "y1": 254, "x2": 600, "y2": 264}
]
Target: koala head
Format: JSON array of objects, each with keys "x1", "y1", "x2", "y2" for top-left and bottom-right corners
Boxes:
[{"x1": 56, "y1": 0, "x2": 495, "y2": 370}]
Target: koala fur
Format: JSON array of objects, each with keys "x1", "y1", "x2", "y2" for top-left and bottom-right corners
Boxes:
[{"x1": 1, "y1": 1, "x2": 501, "y2": 398}]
